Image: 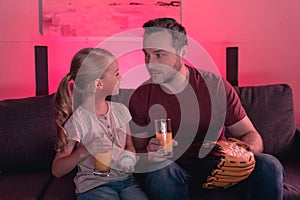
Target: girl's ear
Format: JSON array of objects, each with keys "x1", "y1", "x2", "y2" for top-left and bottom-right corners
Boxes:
[{"x1": 94, "y1": 78, "x2": 104, "y2": 89}]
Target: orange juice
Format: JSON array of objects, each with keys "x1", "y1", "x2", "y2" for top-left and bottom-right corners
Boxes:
[
  {"x1": 156, "y1": 132, "x2": 173, "y2": 156},
  {"x1": 94, "y1": 150, "x2": 112, "y2": 176}
]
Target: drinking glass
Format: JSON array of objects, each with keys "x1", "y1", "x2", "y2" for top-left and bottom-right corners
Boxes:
[
  {"x1": 155, "y1": 118, "x2": 173, "y2": 157},
  {"x1": 93, "y1": 139, "x2": 113, "y2": 176}
]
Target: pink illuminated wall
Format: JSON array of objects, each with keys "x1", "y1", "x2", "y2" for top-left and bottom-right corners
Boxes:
[
  {"x1": 42, "y1": 0, "x2": 180, "y2": 37},
  {"x1": 182, "y1": 1, "x2": 300, "y2": 124},
  {"x1": 0, "y1": 0, "x2": 300, "y2": 124}
]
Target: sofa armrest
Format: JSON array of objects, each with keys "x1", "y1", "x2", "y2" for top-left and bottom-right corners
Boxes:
[
  {"x1": 281, "y1": 125, "x2": 300, "y2": 161},
  {"x1": 295, "y1": 125, "x2": 300, "y2": 151}
]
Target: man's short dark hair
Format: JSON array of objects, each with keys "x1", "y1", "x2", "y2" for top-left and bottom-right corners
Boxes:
[{"x1": 143, "y1": 18, "x2": 188, "y2": 52}]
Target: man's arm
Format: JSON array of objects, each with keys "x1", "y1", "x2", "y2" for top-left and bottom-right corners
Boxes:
[{"x1": 227, "y1": 116, "x2": 264, "y2": 154}]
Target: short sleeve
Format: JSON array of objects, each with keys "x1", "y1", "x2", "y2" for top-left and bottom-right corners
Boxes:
[
  {"x1": 129, "y1": 87, "x2": 148, "y2": 127},
  {"x1": 224, "y1": 80, "x2": 247, "y2": 126},
  {"x1": 111, "y1": 102, "x2": 132, "y2": 129},
  {"x1": 64, "y1": 115, "x2": 81, "y2": 142},
  {"x1": 128, "y1": 85, "x2": 152, "y2": 135},
  {"x1": 121, "y1": 104, "x2": 132, "y2": 125}
]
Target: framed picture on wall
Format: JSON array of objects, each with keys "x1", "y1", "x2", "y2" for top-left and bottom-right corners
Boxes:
[{"x1": 40, "y1": 0, "x2": 181, "y2": 37}]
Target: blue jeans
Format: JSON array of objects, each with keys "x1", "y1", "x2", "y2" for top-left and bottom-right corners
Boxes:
[
  {"x1": 76, "y1": 177, "x2": 149, "y2": 200},
  {"x1": 144, "y1": 153, "x2": 284, "y2": 200}
]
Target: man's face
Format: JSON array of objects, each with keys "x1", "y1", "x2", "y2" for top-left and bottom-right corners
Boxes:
[{"x1": 143, "y1": 30, "x2": 182, "y2": 84}]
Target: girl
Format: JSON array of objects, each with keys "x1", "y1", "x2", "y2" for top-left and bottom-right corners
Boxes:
[{"x1": 52, "y1": 48, "x2": 148, "y2": 200}]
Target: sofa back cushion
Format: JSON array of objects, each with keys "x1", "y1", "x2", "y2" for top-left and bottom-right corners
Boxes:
[
  {"x1": 108, "y1": 89, "x2": 134, "y2": 107},
  {"x1": 0, "y1": 94, "x2": 57, "y2": 172},
  {"x1": 234, "y1": 84, "x2": 296, "y2": 157}
]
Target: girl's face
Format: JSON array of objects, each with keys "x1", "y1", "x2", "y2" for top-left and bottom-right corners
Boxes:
[{"x1": 101, "y1": 60, "x2": 121, "y2": 95}]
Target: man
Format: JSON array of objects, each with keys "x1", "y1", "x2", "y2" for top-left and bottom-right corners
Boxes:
[{"x1": 129, "y1": 18, "x2": 284, "y2": 200}]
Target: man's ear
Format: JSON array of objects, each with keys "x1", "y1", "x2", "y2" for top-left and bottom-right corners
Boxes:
[
  {"x1": 180, "y1": 45, "x2": 188, "y2": 58},
  {"x1": 94, "y1": 78, "x2": 103, "y2": 89}
]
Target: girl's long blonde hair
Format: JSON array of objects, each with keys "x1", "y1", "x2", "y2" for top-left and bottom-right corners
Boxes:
[{"x1": 53, "y1": 48, "x2": 114, "y2": 152}]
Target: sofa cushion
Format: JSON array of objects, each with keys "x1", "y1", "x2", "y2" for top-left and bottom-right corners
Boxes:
[
  {"x1": 108, "y1": 88, "x2": 134, "y2": 107},
  {"x1": 0, "y1": 94, "x2": 57, "y2": 172},
  {"x1": 0, "y1": 171, "x2": 53, "y2": 199},
  {"x1": 43, "y1": 170, "x2": 76, "y2": 200},
  {"x1": 234, "y1": 84, "x2": 296, "y2": 157},
  {"x1": 282, "y1": 161, "x2": 300, "y2": 200}
]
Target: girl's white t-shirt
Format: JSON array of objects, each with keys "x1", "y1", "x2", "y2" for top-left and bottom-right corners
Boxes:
[{"x1": 64, "y1": 101, "x2": 132, "y2": 194}]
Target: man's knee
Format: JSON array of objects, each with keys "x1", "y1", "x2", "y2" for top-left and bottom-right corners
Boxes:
[
  {"x1": 146, "y1": 162, "x2": 191, "y2": 186},
  {"x1": 145, "y1": 162, "x2": 191, "y2": 200},
  {"x1": 254, "y1": 153, "x2": 284, "y2": 182}
]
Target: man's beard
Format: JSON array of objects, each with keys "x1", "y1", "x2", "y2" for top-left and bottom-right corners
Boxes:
[{"x1": 161, "y1": 58, "x2": 182, "y2": 84}]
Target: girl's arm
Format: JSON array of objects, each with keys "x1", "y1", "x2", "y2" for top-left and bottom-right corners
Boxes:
[
  {"x1": 118, "y1": 123, "x2": 139, "y2": 173},
  {"x1": 51, "y1": 140, "x2": 89, "y2": 177},
  {"x1": 125, "y1": 124, "x2": 136, "y2": 153}
]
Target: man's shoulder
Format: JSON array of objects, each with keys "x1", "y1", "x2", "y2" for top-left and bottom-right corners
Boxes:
[
  {"x1": 131, "y1": 79, "x2": 158, "y2": 96},
  {"x1": 187, "y1": 65, "x2": 226, "y2": 89},
  {"x1": 187, "y1": 65, "x2": 223, "y2": 82}
]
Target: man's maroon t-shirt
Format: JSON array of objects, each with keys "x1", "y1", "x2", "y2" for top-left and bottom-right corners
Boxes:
[{"x1": 129, "y1": 66, "x2": 246, "y2": 166}]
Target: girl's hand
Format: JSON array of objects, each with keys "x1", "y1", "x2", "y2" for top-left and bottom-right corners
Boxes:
[
  {"x1": 81, "y1": 137, "x2": 113, "y2": 157},
  {"x1": 75, "y1": 143, "x2": 90, "y2": 160},
  {"x1": 118, "y1": 150, "x2": 139, "y2": 173}
]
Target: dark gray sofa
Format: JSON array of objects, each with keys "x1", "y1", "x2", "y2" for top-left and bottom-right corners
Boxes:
[{"x1": 0, "y1": 84, "x2": 299, "y2": 200}]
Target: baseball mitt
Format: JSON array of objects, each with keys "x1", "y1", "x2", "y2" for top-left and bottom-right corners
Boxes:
[{"x1": 202, "y1": 137, "x2": 256, "y2": 189}]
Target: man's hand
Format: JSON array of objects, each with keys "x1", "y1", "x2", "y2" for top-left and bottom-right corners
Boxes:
[
  {"x1": 147, "y1": 138, "x2": 162, "y2": 152},
  {"x1": 147, "y1": 138, "x2": 178, "y2": 162}
]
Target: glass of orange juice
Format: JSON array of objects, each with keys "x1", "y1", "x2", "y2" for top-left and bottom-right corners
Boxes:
[
  {"x1": 93, "y1": 139, "x2": 113, "y2": 177},
  {"x1": 155, "y1": 118, "x2": 173, "y2": 157}
]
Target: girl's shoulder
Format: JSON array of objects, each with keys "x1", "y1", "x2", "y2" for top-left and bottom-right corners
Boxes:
[
  {"x1": 108, "y1": 101, "x2": 131, "y2": 124},
  {"x1": 70, "y1": 106, "x2": 96, "y2": 123},
  {"x1": 108, "y1": 101, "x2": 128, "y2": 111}
]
